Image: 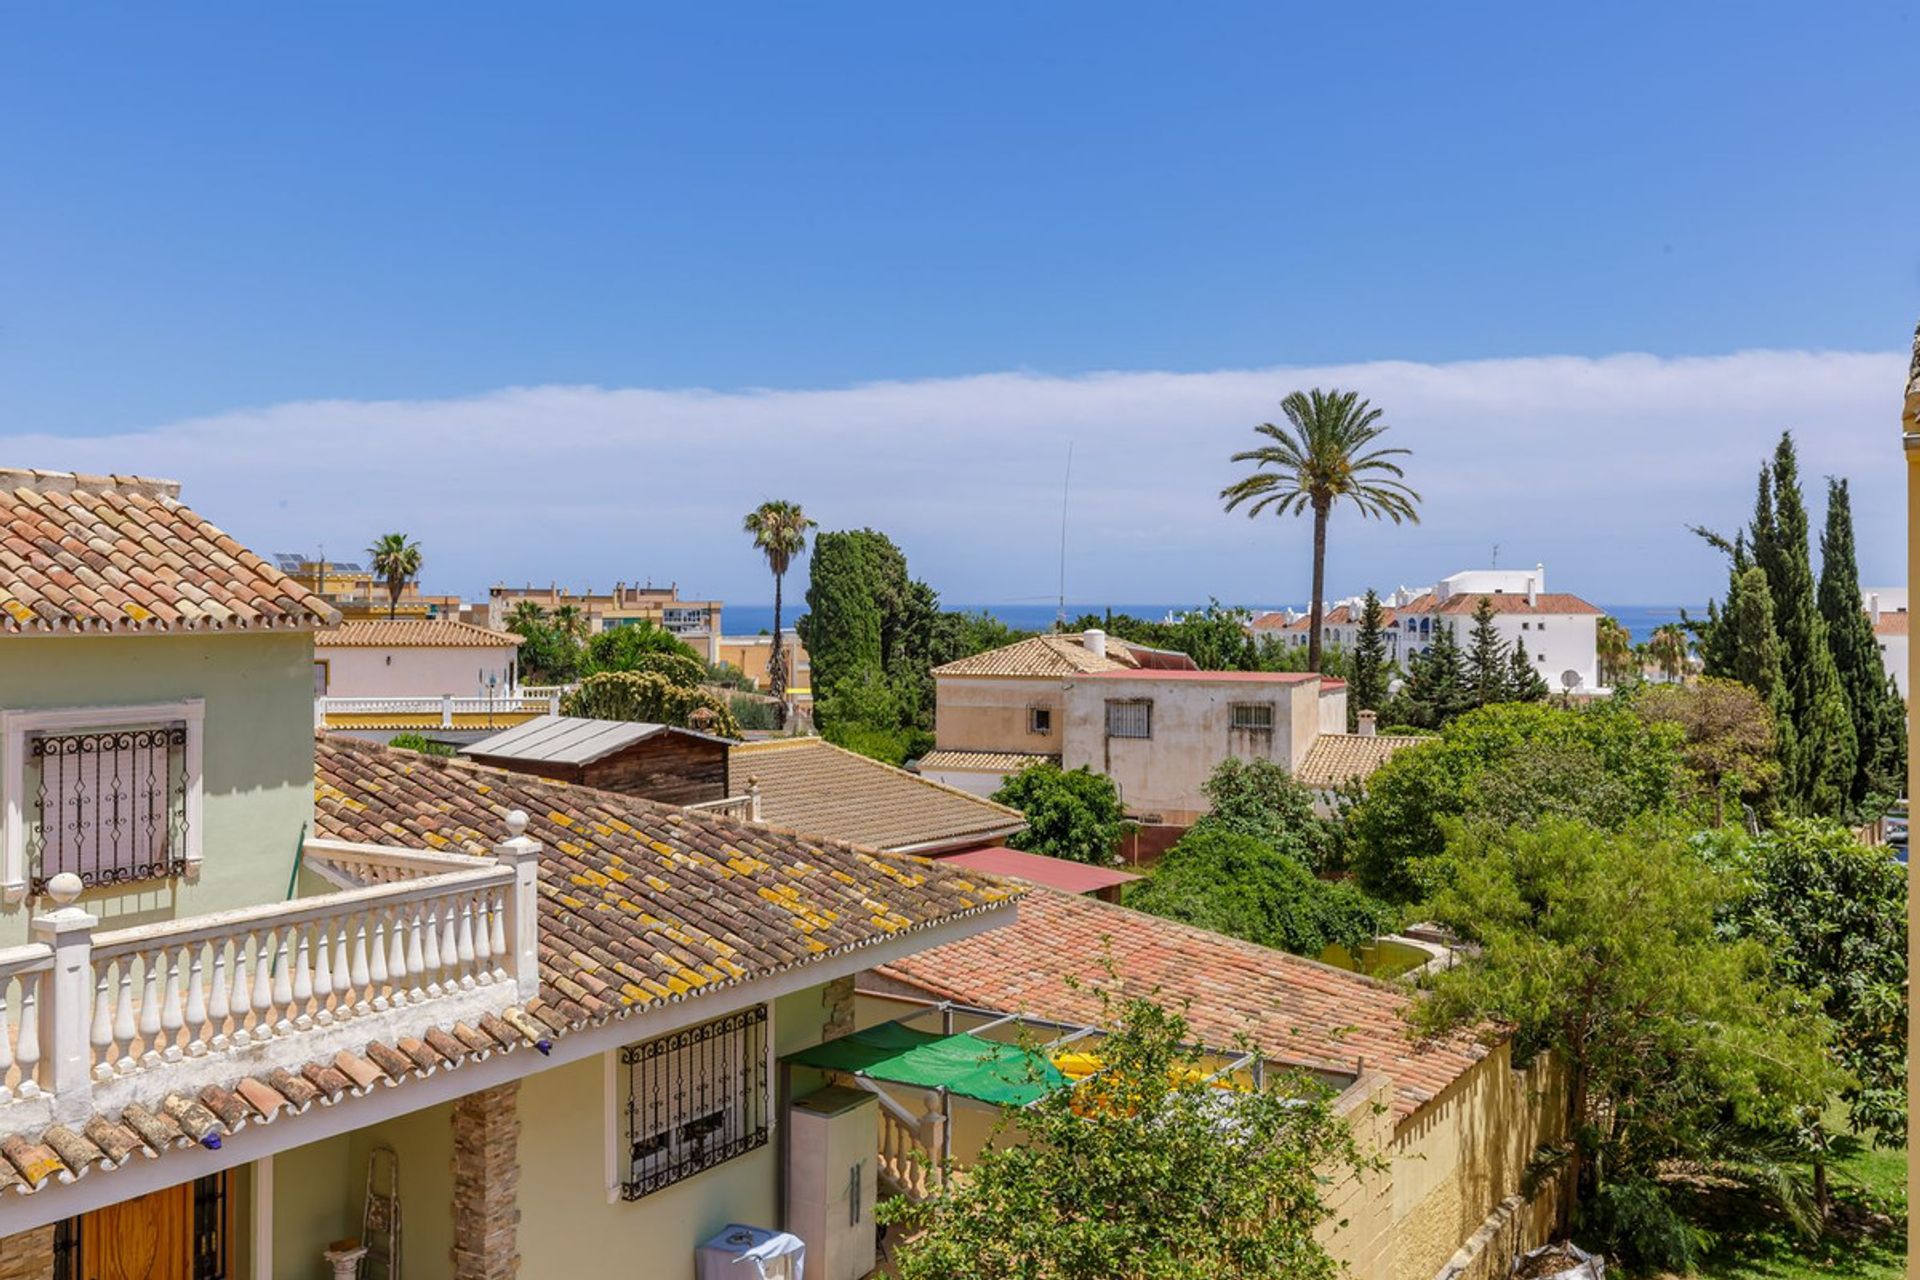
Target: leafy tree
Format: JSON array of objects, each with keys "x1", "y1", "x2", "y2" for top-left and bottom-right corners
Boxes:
[
  {"x1": 1347, "y1": 701, "x2": 1684, "y2": 901},
  {"x1": 1346, "y1": 590, "x2": 1391, "y2": 724},
  {"x1": 992, "y1": 763, "x2": 1134, "y2": 865},
  {"x1": 1219, "y1": 389, "x2": 1420, "y2": 673},
  {"x1": 799, "y1": 528, "x2": 911, "y2": 701},
  {"x1": 1066, "y1": 602, "x2": 1257, "y2": 671},
  {"x1": 1719, "y1": 564, "x2": 1797, "y2": 781},
  {"x1": 507, "y1": 617, "x2": 583, "y2": 685},
  {"x1": 1463, "y1": 596, "x2": 1509, "y2": 707},
  {"x1": 1596, "y1": 614, "x2": 1635, "y2": 688},
  {"x1": 1704, "y1": 820, "x2": 1907, "y2": 1151},
  {"x1": 1632, "y1": 677, "x2": 1779, "y2": 825},
  {"x1": 1505, "y1": 637, "x2": 1549, "y2": 702},
  {"x1": 561, "y1": 671, "x2": 740, "y2": 736},
  {"x1": 1816, "y1": 478, "x2": 1906, "y2": 814},
  {"x1": 388, "y1": 732, "x2": 455, "y2": 757},
  {"x1": 503, "y1": 600, "x2": 547, "y2": 632},
  {"x1": 883, "y1": 996, "x2": 1366, "y2": 1280},
  {"x1": 1416, "y1": 819, "x2": 1839, "y2": 1266},
  {"x1": 1382, "y1": 615, "x2": 1470, "y2": 730},
  {"x1": 1647, "y1": 623, "x2": 1691, "y2": 683},
  {"x1": 583, "y1": 622, "x2": 702, "y2": 677},
  {"x1": 742, "y1": 499, "x2": 817, "y2": 715},
  {"x1": 816, "y1": 667, "x2": 928, "y2": 765},
  {"x1": 1127, "y1": 827, "x2": 1395, "y2": 956},
  {"x1": 1189, "y1": 756, "x2": 1337, "y2": 870},
  {"x1": 550, "y1": 603, "x2": 589, "y2": 645},
  {"x1": 365, "y1": 533, "x2": 421, "y2": 620},
  {"x1": 1750, "y1": 434, "x2": 1856, "y2": 814}
]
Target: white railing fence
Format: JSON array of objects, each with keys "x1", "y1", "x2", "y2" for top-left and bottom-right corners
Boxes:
[
  {"x1": 316, "y1": 694, "x2": 562, "y2": 725},
  {"x1": 873, "y1": 1088, "x2": 946, "y2": 1203},
  {"x1": 683, "y1": 781, "x2": 762, "y2": 822},
  {"x1": 302, "y1": 837, "x2": 491, "y2": 887},
  {"x1": 5, "y1": 812, "x2": 544, "y2": 1124}
]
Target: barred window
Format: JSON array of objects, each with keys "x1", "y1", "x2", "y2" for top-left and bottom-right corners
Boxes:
[
  {"x1": 1230, "y1": 703, "x2": 1273, "y2": 732},
  {"x1": 620, "y1": 1005, "x2": 769, "y2": 1200},
  {"x1": 28, "y1": 723, "x2": 191, "y2": 894},
  {"x1": 1028, "y1": 706, "x2": 1052, "y2": 735},
  {"x1": 1105, "y1": 700, "x2": 1152, "y2": 740}
]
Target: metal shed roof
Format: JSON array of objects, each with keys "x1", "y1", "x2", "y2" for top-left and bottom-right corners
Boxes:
[{"x1": 460, "y1": 715, "x2": 730, "y2": 766}]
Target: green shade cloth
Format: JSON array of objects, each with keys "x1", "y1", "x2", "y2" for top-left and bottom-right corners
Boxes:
[{"x1": 785, "y1": 1023, "x2": 1067, "y2": 1107}]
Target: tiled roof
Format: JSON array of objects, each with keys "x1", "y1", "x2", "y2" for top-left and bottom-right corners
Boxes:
[
  {"x1": 0, "y1": 468, "x2": 338, "y2": 635},
  {"x1": 317, "y1": 619, "x2": 523, "y2": 648},
  {"x1": 316, "y1": 735, "x2": 1020, "y2": 1008},
  {"x1": 1429, "y1": 592, "x2": 1601, "y2": 617},
  {"x1": 1873, "y1": 612, "x2": 1909, "y2": 637},
  {"x1": 1294, "y1": 732, "x2": 1428, "y2": 789},
  {"x1": 932, "y1": 634, "x2": 1140, "y2": 678},
  {"x1": 935, "y1": 847, "x2": 1140, "y2": 896},
  {"x1": 1248, "y1": 611, "x2": 1294, "y2": 630},
  {"x1": 0, "y1": 1012, "x2": 544, "y2": 1197},
  {"x1": 730, "y1": 738, "x2": 1026, "y2": 853},
  {"x1": 918, "y1": 749, "x2": 1059, "y2": 774},
  {"x1": 1393, "y1": 593, "x2": 1437, "y2": 616},
  {"x1": 875, "y1": 888, "x2": 1485, "y2": 1123},
  {"x1": 1076, "y1": 668, "x2": 1322, "y2": 684}
]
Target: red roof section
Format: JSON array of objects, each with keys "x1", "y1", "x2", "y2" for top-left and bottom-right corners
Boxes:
[
  {"x1": 876, "y1": 888, "x2": 1487, "y2": 1124},
  {"x1": 1074, "y1": 668, "x2": 1323, "y2": 683},
  {"x1": 1429, "y1": 592, "x2": 1601, "y2": 617},
  {"x1": 936, "y1": 846, "x2": 1142, "y2": 894}
]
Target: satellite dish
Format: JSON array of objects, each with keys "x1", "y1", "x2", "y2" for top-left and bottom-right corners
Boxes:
[{"x1": 1560, "y1": 670, "x2": 1583, "y2": 691}]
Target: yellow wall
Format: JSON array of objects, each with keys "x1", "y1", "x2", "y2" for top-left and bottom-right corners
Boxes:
[
  {"x1": 933, "y1": 676, "x2": 1064, "y2": 754},
  {"x1": 269, "y1": 986, "x2": 836, "y2": 1280},
  {"x1": 0, "y1": 632, "x2": 317, "y2": 945}
]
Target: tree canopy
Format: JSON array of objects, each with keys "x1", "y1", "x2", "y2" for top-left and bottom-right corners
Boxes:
[
  {"x1": 992, "y1": 762, "x2": 1133, "y2": 865},
  {"x1": 1631, "y1": 677, "x2": 1780, "y2": 825}
]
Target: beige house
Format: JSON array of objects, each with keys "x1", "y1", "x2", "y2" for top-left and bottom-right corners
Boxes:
[
  {"x1": 713, "y1": 631, "x2": 810, "y2": 697},
  {"x1": 0, "y1": 468, "x2": 1020, "y2": 1280},
  {"x1": 312, "y1": 619, "x2": 523, "y2": 700},
  {"x1": 487, "y1": 581, "x2": 723, "y2": 661},
  {"x1": 921, "y1": 629, "x2": 1359, "y2": 827}
]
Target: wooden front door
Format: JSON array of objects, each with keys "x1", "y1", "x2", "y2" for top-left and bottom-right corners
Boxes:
[{"x1": 71, "y1": 1172, "x2": 225, "y2": 1280}]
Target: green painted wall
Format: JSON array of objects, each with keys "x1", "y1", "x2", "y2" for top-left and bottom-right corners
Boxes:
[
  {"x1": 0, "y1": 632, "x2": 316, "y2": 944},
  {"x1": 270, "y1": 1134, "x2": 357, "y2": 1280}
]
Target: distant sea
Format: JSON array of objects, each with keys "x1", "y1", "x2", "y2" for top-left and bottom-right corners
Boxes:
[{"x1": 722, "y1": 602, "x2": 1692, "y2": 647}]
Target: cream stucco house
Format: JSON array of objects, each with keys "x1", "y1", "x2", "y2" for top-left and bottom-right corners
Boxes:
[{"x1": 0, "y1": 469, "x2": 1018, "y2": 1280}]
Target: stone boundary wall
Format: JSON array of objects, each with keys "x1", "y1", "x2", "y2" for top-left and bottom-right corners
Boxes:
[{"x1": 1429, "y1": 1165, "x2": 1565, "y2": 1280}]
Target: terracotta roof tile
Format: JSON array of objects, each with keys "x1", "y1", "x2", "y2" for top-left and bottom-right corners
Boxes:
[
  {"x1": 317, "y1": 619, "x2": 523, "y2": 648},
  {"x1": 932, "y1": 634, "x2": 1141, "y2": 678},
  {"x1": 1294, "y1": 732, "x2": 1428, "y2": 788},
  {"x1": 0, "y1": 469, "x2": 337, "y2": 635},
  {"x1": 875, "y1": 888, "x2": 1485, "y2": 1125},
  {"x1": 1873, "y1": 612, "x2": 1908, "y2": 637},
  {"x1": 731, "y1": 738, "x2": 1025, "y2": 852},
  {"x1": 917, "y1": 749, "x2": 1058, "y2": 774},
  {"x1": 1427, "y1": 592, "x2": 1600, "y2": 617}
]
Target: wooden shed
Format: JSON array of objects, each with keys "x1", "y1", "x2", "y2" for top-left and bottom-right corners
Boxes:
[{"x1": 459, "y1": 715, "x2": 734, "y2": 806}]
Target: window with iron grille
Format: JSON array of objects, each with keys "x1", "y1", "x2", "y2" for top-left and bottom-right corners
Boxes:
[
  {"x1": 27, "y1": 722, "x2": 191, "y2": 894},
  {"x1": 1105, "y1": 700, "x2": 1152, "y2": 739},
  {"x1": 620, "y1": 1004, "x2": 768, "y2": 1200},
  {"x1": 1230, "y1": 703, "x2": 1274, "y2": 732},
  {"x1": 1027, "y1": 706, "x2": 1052, "y2": 735}
]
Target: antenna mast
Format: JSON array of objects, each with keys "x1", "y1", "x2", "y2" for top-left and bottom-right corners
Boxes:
[{"x1": 1056, "y1": 442, "x2": 1074, "y2": 629}]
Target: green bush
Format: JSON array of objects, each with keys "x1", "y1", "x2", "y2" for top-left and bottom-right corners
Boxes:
[
  {"x1": 388, "y1": 732, "x2": 455, "y2": 757},
  {"x1": 561, "y1": 671, "x2": 741, "y2": 737},
  {"x1": 1126, "y1": 828, "x2": 1395, "y2": 957},
  {"x1": 1189, "y1": 756, "x2": 1339, "y2": 871},
  {"x1": 726, "y1": 695, "x2": 780, "y2": 732},
  {"x1": 992, "y1": 763, "x2": 1133, "y2": 865}
]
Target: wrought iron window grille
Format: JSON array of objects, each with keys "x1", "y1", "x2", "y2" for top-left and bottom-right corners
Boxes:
[
  {"x1": 620, "y1": 1004, "x2": 768, "y2": 1200},
  {"x1": 28, "y1": 722, "x2": 191, "y2": 894}
]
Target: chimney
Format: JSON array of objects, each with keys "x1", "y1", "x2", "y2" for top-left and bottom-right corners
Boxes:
[
  {"x1": 1526, "y1": 572, "x2": 1539, "y2": 608},
  {"x1": 1870, "y1": 592, "x2": 1882, "y2": 624},
  {"x1": 1083, "y1": 628, "x2": 1107, "y2": 660},
  {"x1": 1357, "y1": 709, "x2": 1378, "y2": 738}
]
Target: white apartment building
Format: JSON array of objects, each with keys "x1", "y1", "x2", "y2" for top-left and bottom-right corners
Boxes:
[{"x1": 1865, "y1": 587, "x2": 1909, "y2": 699}]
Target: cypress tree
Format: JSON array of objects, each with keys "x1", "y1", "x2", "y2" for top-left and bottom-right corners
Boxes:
[
  {"x1": 1727, "y1": 564, "x2": 1795, "y2": 787},
  {"x1": 1464, "y1": 596, "x2": 1509, "y2": 706},
  {"x1": 1507, "y1": 637, "x2": 1550, "y2": 701},
  {"x1": 1818, "y1": 479, "x2": 1907, "y2": 811},
  {"x1": 1697, "y1": 534, "x2": 1751, "y2": 680},
  {"x1": 1750, "y1": 434, "x2": 1856, "y2": 814},
  {"x1": 1397, "y1": 614, "x2": 1471, "y2": 728},
  {"x1": 1346, "y1": 590, "x2": 1390, "y2": 727}
]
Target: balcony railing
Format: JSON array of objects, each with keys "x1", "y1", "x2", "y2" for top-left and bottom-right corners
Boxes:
[
  {"x1": 0, "y1": 813, "x2": 543, "y2": 1126},
  {"x1": 315, "y1": 693, "x2": 563, "y2": 727}
]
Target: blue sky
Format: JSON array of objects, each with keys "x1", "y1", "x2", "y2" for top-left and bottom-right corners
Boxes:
[{"x1": 2, "y1": 4, "x2": 1915, "y2": 605}]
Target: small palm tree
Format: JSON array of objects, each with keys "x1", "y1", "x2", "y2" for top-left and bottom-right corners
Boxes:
[
  {"x1": 1221, "y1": 390, "x2": 1420, "y2": 672},
  {"x1": 365, "y1": 533, "x2": 422, "y2": 620},
  {"x1": 1596, "y1": 615, "x2": 1634, "y2": 687},
  {"x1": 504, "y1": 600, "x2": 547, "y2": 633},
  {"x1": 551, "y1": 604, "x2": 589, "y2": 644},
  {"x1": 742, "y1": 500, "x2": 817, "y2": 707},
  {"x1": 1649, "y1": 623, "x2": 1691, "y2": 683}
]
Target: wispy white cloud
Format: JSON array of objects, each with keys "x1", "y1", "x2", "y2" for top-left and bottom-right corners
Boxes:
[{"x1": 1, "y1": 349, "x2": 1906, "y2": 608}]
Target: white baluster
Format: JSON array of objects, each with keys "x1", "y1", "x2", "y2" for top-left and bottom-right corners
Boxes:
[
  {"x1": 89, "y1": 968, "x2": 114, "y2": 1081},
  {"x1": 456, "y1": 899, "x2": 477, "y2": 989},
  {"x1": 113, "y1": 964, "x2": 137, "y2": 1072},
  {"x1": 350, "y1": 923, "x2": 372, "y2": 1016},
  {"x1": 473, "y1": 893, "x2": 495, "y2": 985},
  {"x1": 372, "y1": 914, "x2": 394, "y2": 1011},
  {"x1": 160, "y1": 949, "x2": 186, "y2": 1063},
  {"x1": 405, "y1": 906, "x2": 426, "y2": 1003},
  {"x1": 312, "y1": 923, "x2": 335, "y2": 1026},
  {"x1": 259, "y1": 931, "x2": 282, "y2": 1038},
  {"x1": 332, "y1": 926, "x2": 352, "y2": 1009},
  {"x1": 0, "y1": 979, "x2": 16, "y2": 1100},
  {"x1": 488, "y1": 892, "x2": 508, "y2": 982},
  {"x1": 229, "y1": 936, "x2": 254, "y2": 1048},
  {"x1": 291, "y1": 929, "x2": 315, "y2": 1031},
  {"x1": 271, "y1": 932, "x2": 294, "y2": 1034},
  {"x1": 138, "y1": 955, "x2": 164, "y2": 1067},
  {"x1": 208, "y1": 945, "x2": 231, "y2": 1052},
  {"x1": 183, "y1": 945, "x2": 209, "y2": 1056},
  {"x1": 15, "y1": 980, "x2": 40, "y2": 1097},
  {"x1": 421, "y1": 903, "x2": 443, "y2": 997}
]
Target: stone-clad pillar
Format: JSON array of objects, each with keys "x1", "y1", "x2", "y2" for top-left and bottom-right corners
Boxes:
[
  {"x1": 0, "y1": 1225, "x2": 54, "y2": 1280},
  {"x1": 451, "y1": 1083, "x2": 522, "y2": 1280},
  {"x1": 823, "y1": 975, "x2": 856, "y2": 1039}
]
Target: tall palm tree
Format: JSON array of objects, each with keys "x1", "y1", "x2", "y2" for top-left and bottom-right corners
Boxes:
[
  {"x1": 742, "y1": 500, "x2": 817, "y2": 707},
  {"x1": 551, "y1": 604, "x2": 589, "y2": 644},
  {"x1": 1648, "y1": 623, "x2": 1691, "y2": 683},
  {"x1": 1596, "y1": 615, "x2": 1634, "y2": 687},
  {"x1": 365, "y1": 533, "x2": 422, "y2": 620},
  {"x1": 504, "y1": 600, "x2": 547, "y2": 633},
  {"x1": 1221, "y1": 390, "x2": 1420, "y2": 673}
]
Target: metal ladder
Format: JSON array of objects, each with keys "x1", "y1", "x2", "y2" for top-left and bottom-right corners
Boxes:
[{"x1": 361, "y1": 1144, "x2": 402, "y2": 1280}]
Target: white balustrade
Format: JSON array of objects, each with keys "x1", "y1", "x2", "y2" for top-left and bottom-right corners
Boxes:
[
  {"x1": 317, "y1": 694, "x2": 559, "y2": 724},
  {"x1": 0, "y1": 945, "x2": 53, "y2": 1102}
]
